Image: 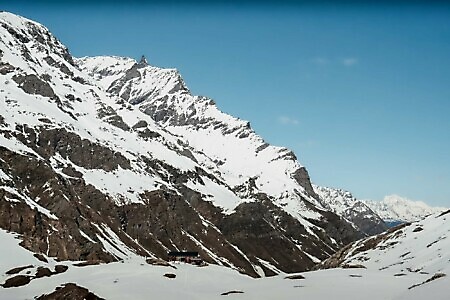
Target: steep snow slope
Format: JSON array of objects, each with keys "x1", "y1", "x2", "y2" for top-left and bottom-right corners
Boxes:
[
  {"x1": 77, "y1": 55, "x2": 324, "y2": 221},
  {"x1": 319, "y1": 210, "x2": 450, "y2": 298},
  {"x1": 314, "y1": 185, "x2": 388, "y2": 235},
  {"x1": 0, "y1": 11, "x2": 362, "y2": 276},
  {"x1": 364, "y1": 195, "x2": 447, "y2": 222}
]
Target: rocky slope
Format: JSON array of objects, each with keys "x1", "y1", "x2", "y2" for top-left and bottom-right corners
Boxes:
[
  {"x1": 313, "y1": 185, "x2": 388, "y2": 236},
  {"x1": 0, "y1": 11, "x2": 377, "y2": 278},
  {"x1": 363, "y1": 195, "x2": 447, "y2": 223}
]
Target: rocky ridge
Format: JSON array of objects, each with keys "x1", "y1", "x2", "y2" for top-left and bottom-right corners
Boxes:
[{"x1": 313, "y1": 185, "x2": 388, "y2": 236}]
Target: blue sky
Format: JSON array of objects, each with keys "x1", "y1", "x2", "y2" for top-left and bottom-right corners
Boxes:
[{"x1": 3, "y1": 1, "x2": 450, "y2": 206}]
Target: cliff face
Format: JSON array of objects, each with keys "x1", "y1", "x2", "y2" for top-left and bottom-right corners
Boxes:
[{"x1": 0, "y1": 12, "x2": 364, "y2": 277}]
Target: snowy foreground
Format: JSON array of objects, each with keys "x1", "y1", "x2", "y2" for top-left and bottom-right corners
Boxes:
[{"x1": 1, "y1": 227, "x2": 448, "y2": 300}]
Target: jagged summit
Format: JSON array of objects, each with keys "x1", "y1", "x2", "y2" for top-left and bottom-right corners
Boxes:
[{"x1": 137, "y1": 54, "x2": 148, "y2": 67}]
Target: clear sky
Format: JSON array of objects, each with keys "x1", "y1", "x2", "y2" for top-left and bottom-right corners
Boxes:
[{"x1": 3, "y1": 1, "x2": 450, "y2": 206}]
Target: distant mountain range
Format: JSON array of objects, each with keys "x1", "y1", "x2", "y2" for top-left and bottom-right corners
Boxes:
[
  {"x1": 315, "y1": 185, "x2": 447, "y2": 226},
  {"x1": 363, "y1": 194, "x2": 447, "y2": 223}
]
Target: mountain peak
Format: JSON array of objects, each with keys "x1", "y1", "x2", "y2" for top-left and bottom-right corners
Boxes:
[{"x1": 137, "y1": 55, "x2": 148, "y2": 68}]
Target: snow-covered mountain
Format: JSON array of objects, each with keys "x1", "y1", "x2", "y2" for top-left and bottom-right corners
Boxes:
[
  {"x1": 0, "y1": 11, "x2": 375, "y2": 278},
  {"x1": 363, "y1": 195, "x2": 447, "y2": 223},
  {"x1": 314, "y1": 185, "x2": 388, "y2": 236}
]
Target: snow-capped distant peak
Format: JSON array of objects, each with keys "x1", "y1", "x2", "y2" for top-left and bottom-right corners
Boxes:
[{"x1": 363, "y1": 194, "x2": 447, "y2": 223}]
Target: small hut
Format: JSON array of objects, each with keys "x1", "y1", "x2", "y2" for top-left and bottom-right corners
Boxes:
[{"x1": 168, "y1": 251, "x2": 202, "y2": 265}]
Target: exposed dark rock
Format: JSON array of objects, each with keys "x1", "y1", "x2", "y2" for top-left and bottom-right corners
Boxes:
[
  {"x1": 35, "y1": 266, "x2": 53, "y2": 278},
  {"x1": 408, "y1": 273, "x2": 446, "y2": 290},
  {"x1": 65, "y1": 94, "x2": 75, "y2": 101},
  {"x1": 342, "y1": 264, "x2": 366, "y2": 269},
  {"x1": 72, "y1": 76, "x2": 88, "y2": 84},
  {"x1": 54, "y1": 265, "x2": 69, "y2": 274},
  {"x1": 2, "y1": 275, "x2": 32, "y2": 288},
  {"x1": 284, "y1": 274, "x2": 305, "y2": 280},
  {"x1": 44, "y1": 56, "x2": 73, "y2": 77},
  {"x1": 34, "y1": 253, "x2": 48, "y2": 263},
  {"x1": 107, "y1": 63, "x2": 141, "y2": 97},
  {"x1": 132, "y1": 120, "x2": 148, "y2": 129},
  {"x1": 106, "y1": 115, "x2": 130, "y2": 131},
  {"x1": 12, "y1": 125, "x2": 131, "y2": 171},
  {"x1": 96, "y1": 104, "x2": 116, "y2": 118},
  {"x1": 0, "y1": 115, "x2": 6, "y2": 126},
  {"x1": 0, "y1": 62, "x2": 15, "y2": 75},
  {"x1": 221, "y1": 202, "x2": 311, "y2": 275},
  {"x1": 5, "y1": 265, "x2": 34, "y2": 275},
  {"x1": 413, "y1": 226, "x2": 423, "y2": 232},
  {"x1": 163, "y1": 273, "x2": 176, "y2": 279},
  {"x1": 41, "y1": 73, "x2": 52, "y2": 81},
  {"x1": 0, "y1": 147, "x2": 123, "y2": 263},
  {"x1": 137, "y1": 128, "x2": 161, "y2": 140},
  {"x1": 177, "y1": 148, "x2": 198, "y2": 163},
  {"x1": 118, "y1": 188, "x2": 258, "y2": 276},
  {"x1": 221, "y1": 290, "x2": 244, "y2": 296},
  {"x1": 255, "y1": 143, "x2": 269, "y2": 153},
  {"x1": 437, "y1": 209, "x2": 450, "y2": 218},
  {"x1": 73, "y1": 261, "x2": 102, "y2": 267},
  {"x1": 26, "y1": 22, "x2": 46, "y2": 44},
  {"x1": 1, "y1": 23, "x2": 30, "y2": 43},
  {"x1": 36, "y1": 283, "x2": 105, "y2": 300},
  {"x1": 168, "y1": 79, "x2": 185, "y2": 94},
  {"x1": 137, "y1": 55, "x2": 148, "y2": 68},
  {"x1": 12, "y1": 74, "x2": 56, "y2": 98},
  {"x1": 61, "y1": 166, "x2": 83, "y2": 178},
  {"x1": 292, "y1": 167, "x2": 318, "y2": 199},
  {"x1": 97, "y1": 105, "x2": 130, "y2": 131}
]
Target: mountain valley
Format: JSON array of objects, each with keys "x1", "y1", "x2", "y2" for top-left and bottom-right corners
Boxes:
[{"x1": 0, "y1": 11, "x2": 448, "y2": 300}]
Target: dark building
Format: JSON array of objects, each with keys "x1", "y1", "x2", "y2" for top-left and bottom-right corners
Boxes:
[{"x1": 168, "y1": 251, "x2": 202, "y2": 265}]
